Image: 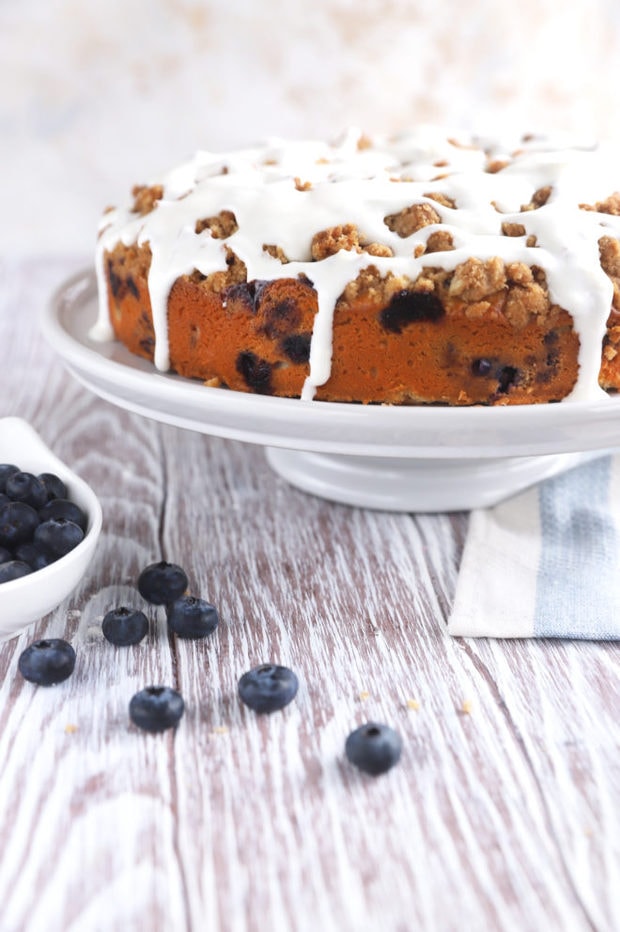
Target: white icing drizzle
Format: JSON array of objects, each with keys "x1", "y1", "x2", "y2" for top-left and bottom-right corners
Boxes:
[{"x1": 94, "y1": 127, "x2": 620, "y2": 402}]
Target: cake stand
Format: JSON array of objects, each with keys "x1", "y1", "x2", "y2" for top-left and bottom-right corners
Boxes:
[{"x1": 41, "y1": 269, "x2": 620, "y2": 512}]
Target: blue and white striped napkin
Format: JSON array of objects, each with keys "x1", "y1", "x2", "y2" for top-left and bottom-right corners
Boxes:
[{"x1": 448, "y1": 455, "x2": 620, "y2": 639}]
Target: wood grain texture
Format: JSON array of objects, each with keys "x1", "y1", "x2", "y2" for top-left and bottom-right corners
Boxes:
[{"x1": 0, "y1": 257, "x2": 618, "y2": 932}]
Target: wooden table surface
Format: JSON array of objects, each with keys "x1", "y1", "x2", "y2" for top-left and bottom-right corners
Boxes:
[{"x1": 0, "y1": 256, "x2": 618, "y2": 932}]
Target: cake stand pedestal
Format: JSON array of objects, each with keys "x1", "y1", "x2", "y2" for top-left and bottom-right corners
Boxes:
[{"x1": 266, "y1": 448, "x2": 595, "y2": 512}]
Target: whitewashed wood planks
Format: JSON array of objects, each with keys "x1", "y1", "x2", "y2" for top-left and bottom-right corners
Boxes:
[{"x1": 0, "y1": 257, "x2": 617, "y2": 932}]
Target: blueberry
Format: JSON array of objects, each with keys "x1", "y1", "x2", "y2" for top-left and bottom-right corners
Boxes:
[
  {"x1": 0, "y1": 501, "x2": 40, "y2": 548},
  {"x1": 0, "y1": 560, "x2": 33, "y2": 583},
  {"x1": 18, "y1": 638, "x2": 76, "y2": 686},
  {"x1": 137, "y1": 561, "x2": 188, "y2": 605},
  {"x1": 102, "y1": 606, "x2": 149, "y2": 646},
  {"x1": 236, "y1": 351, "x2": 274, "y2": 394},
  {"x1": 5, "y1": 471, "x2": 48, "y2": 509},
  {"x1": 238, "y1": 664, "x2": 299, "y2": 713},
  {"x1": 129, "y1": 686, "x2": 185, "y2": 732},
  {"x1": 166, "y1": 595, "x2": 219, "y2": 639},
  {"x1": 38, "y1": 498, "x2": 88, "y2": 532},
  {"x1": 345, "y1": 722, "x2": 402, "y2": 776},
  {"x1": 471, "y1": 357, "x2": 493, "y2": 376},
  {"x1": 34, "y1": 517, "x2": 84, "y2": 558},
  {"x1": 497, "y1": 365, "x2": 520, "y2": 394},
  {"x1": 38, "y1": 472, "x2": 68, "y2": 501},
  {"x1": 379, "y1": 290, "x2": 444, "y2": 333},
  {"x1": 0, "y1": 464, "x2": 19, "y2": 492},
  {"x1": 0, "y1": 545, "x2": 12, "y2": 564},
  {"x1": 14, "y1": 541, "x2": 54, "y2": 570},
  {"x1": 0, "y1": 493, "x2": 10, "y2": 507}
]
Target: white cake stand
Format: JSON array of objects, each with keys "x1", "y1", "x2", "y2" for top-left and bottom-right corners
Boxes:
[{"x1": 41, "y1": 269, "x2": 620, "y2": 512}]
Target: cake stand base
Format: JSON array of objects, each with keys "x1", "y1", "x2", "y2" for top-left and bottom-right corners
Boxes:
[{"x1": 265, "y1": 448, "x2": 593, "y2": 512}]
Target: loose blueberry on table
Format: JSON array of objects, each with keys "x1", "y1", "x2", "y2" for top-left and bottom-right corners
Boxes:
[
  {"x1": 345, "y1": 722, "x2": 402, "y2": 775},
  {"x1": 0, "y1": 464, "x2": 88, "y2": 582},
  {"x1": 137, "y1": 561, "x2": 188, "y2": 605},
  {"x1": 238, "y1": 664, "x2": 299, "y2": 713},
  {"x1": 102, "y1": 607, "x2": 149, "y2": 646},
  {"x1": 166, "y1": 595, "x2": 219, "y2": 639},
  {"x1": 18, "y1": 638, "x2": 76, "y2": 686},
  {"x1": 129, "y1": 686, "x2": 185, "y2": 732}
]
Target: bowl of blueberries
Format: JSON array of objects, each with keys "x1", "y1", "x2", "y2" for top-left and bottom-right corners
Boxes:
[{"x1": 0, "y1": 417, "x2": 102, "y2": 641}]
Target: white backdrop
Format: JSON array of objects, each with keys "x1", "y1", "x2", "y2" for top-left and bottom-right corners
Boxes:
[{"x1": 3, "y1": 0, "x2": 620, "y2": 254}]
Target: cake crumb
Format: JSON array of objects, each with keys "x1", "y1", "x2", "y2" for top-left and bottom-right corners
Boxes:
[
  {"x1": 504, "y1": 279, "x2": 548, "y2": 325},
  {"x1": 406, "y1": 698, "x2": 420, "y2": 711},
  {"x1": 366, "y1": 242, "x2": 394, "y2": 257},
  {"x1": 196, "y1": 246, "x2": 247, "y2": 294},
  {"x1": 311, "y1": 223, "x2": 362, "y2": 259},
  {"x1": 521, "y1": 185, "x2": 552, "y2": 211},
  {"x1": 449, "y1": 256, "x2": 506, "y2": 301},
  {"x1": 358, "y1": 690, "x2": 370, "y2": 701},
  {"x1": 195, "y1": 209, "x2": 238, "y2": 238},
  {"x1": 425, "y1": 230, "x2": 454, "y2": 253},
  {"x1": 311, "y1": 224, "x2": 391, "y2": 260},
  {"x1": 131, "y1": 184, "x2": 163, "y2": 216},
  {"x1": 464, "y1": 300, "x2": 491, "y2": 319},
  {"x1": 502, "y1": 222, "x2": 527, "y2": 238},
  {"x1": 425, "y1": 191, "x2": 456, "y2": 209},
  {"x1": 341, "y1": 265, "x2": 408, "y2": 304},
  {"x1": 64, "y1": 723, "x2": 78, "y2": 734},
  {"x1": 213, "y1": 726, "x2": 229, "y2": 735},
  {"x1": 263, "y1": 243, "x2": 290, "y2": 263},
  {"x1": 384, "y1": 202, "x2": 441, "y2": 238},
  {"x1": 599, "y1": 236, "x2": 620, "y2": 277},
  {"x1": 580, "y1": 192, "x2": 620, "y2": 215},
  {"x1": 506, "y1": 262, "x2": 534, "y2": 285},
  {"x1": 460, "y1": 699, "x2": 473, "y2": 715}
]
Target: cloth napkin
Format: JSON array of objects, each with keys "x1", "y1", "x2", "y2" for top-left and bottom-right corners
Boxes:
[{"x1": 448, "y1": 454, "x2": 620, "y2": 639}]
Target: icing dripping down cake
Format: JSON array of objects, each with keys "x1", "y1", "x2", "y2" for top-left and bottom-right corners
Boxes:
[{"x1": 94, "y1": 128, "x2": 620, "y2": 405}]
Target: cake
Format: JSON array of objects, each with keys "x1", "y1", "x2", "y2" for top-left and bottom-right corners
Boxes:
[{"x1": 93, "y1": 128, "x2": 620, "y2": 405}]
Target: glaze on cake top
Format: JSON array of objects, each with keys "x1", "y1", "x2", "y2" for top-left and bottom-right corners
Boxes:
[{"x1": 94, "y1": 127, "x2": 620, "y2": 401}]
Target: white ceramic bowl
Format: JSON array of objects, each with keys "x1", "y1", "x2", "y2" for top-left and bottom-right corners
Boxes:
[{"x1": 0, "y1": 417, "x2": 102, "y2": 642}]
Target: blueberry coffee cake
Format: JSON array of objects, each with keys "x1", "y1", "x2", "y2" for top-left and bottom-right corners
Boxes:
[{"x1": 94, "y1": 128, "x2": 620, "y2": 405}]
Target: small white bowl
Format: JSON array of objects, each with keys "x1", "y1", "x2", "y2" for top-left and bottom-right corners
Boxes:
[{"x1": 0, "y1": 417, "x2": 102, "y2": 642}]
